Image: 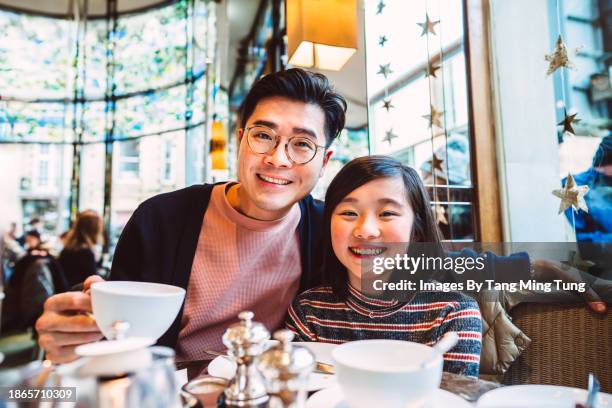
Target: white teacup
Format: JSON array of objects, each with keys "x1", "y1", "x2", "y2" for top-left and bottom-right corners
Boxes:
[
  {"x1": 90, "y1": 281, "x2": 185, "y2": 341},
  {"x1": 332, "y1": 340, "x2": 443, "y2": 408}
]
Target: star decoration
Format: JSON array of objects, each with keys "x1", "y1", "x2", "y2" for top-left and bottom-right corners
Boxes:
[
  {"x1": 428, "y1": 153, "x2": 445, "y2": 173},
  {"x1": 383, "y1": 129, "x2": 398, "y2": 145},
  {"x1": 377, "y1": 63, "x2": 393, "y2": 79},
  {"x1": 382, "y1": 98, "x2": 394, "y2": 111},
  {"x1": 417, "y1": 13, "x2": 440, "y2": 36},
  {"x1": 425, "y1": 62, "x2": 441, "y2": 78},
  {"x1": 557, "y1": 110, "x2": 581, "y2": 135},
  {"x1": 435, "y1": 204, "x2": 448, "y2": 225},
  {"x1": 552, "y1": 173, "x2": 589, "y2": 214},
  {"x1": 376, "y1": 0, "x2": 385, "y2": 15},
  {"x1": 545, "y1": 35, "x2": 574, "y2": 75},
  {"x1": 378, "y1": 35, "x2": 388, "y2": 47},
  {"x1": 422, "y1": 105, "x2": 444, "y2": 128}
]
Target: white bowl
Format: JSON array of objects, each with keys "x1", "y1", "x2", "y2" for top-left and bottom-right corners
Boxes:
[
  {"x1": 90, "y1": 281, "x2": 185, "y2": 341},
  {"x1": 332, "y1": 340, "x2": 443, "y2": 408}
]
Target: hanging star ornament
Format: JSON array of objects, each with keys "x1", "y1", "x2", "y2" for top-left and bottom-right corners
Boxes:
[
  {"x1": 378, "y1": 35, "x2": 388, "y2": 47},
  {"x1": 428, "y1": 153, "x2": 445, "y2": 173},
  {"x1": 382, "y1": 98, "x2": 394, "y2": 112},
  {"x1": 435, "y1": 204, "x2": 448, "y2": 225},
  {"x1": 383, "y1": 129, "x2": 398, "y2": 145},
  {"x1": 545, "y1": 35, "x2": 575, "y2": 75},
  {"x1": 417, "y1": 13, "x2": 440, "y2": 36},
  {"x1": 552, "y1": 173, "x2": 589, "y2": 214},
  {"x1": 377, "y1": 63, "x2": 393, "y2": 79},
  {"x1": 557, "y1": 110, "x2": 581, "y2": 136},
  {"x1": 376, "y1": 0, "x2": 386, "y2": 15},
  {"x1": 425, "y1": 62, "x2": 441, "y2": 78},
  {"x1": 422, "y1": 105, "x2": 444, "y2": 128}
]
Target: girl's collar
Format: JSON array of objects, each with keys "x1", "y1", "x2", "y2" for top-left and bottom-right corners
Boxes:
[{"x1": 345, "y1": 283, "x2": 407, "y2": 318}]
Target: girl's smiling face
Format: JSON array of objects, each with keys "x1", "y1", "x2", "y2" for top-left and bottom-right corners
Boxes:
[{"x1": 330, "y1": 176, "x2": 415, "y2": 287}]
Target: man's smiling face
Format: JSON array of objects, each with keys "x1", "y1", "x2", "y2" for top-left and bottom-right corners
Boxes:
[{"x1": 236, "y1": 96, "x2": 333, "y2": 220}]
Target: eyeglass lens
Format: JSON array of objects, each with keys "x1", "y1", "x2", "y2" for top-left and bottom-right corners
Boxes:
[{"x1": 247, "y1": 126, "x2": 318, "y2": 164}]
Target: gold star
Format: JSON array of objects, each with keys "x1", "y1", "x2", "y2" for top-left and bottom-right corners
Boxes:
[
  {"x1": 422, "y1": 105, "x2": 444, "y2": 128},
  {"x1": 383, "y1": 129, "x2": 398, "y2": 145},
  {"x1": 425, "y1": 62, "x2": 441, "y2": 78},
  {"x1": 376, "y1": 0, "x2": 385, "y2": 15},
  {"x1": 382, "y1": 98, "x2": 394, "y2": 111},
  {"x1": 552, "y1": 173, "x2": 589, "y2": 214},
  {"x1": 545, "y1": 35, "x2": 574, "y2": 75},
  {"x1": 378, "y1": 35, "x2": 388, "y2": 47},
  {"x1": 557, "y1": 110, "x2": 581, "y2": 135},
  {"x1": 377, "y1": 63, "x2": 393, "y2": 79},
  {"x1": 428, "y1": 153, "x2": 444, "y2": 173},
  {"x1": 417, "y1": 13, "x2": 440, "y2": 36},
  {"x1": 435, "y1": 204, "x2": 448, "y2": 225}
]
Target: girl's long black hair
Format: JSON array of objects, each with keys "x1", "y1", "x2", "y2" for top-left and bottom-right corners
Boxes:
[{"x1": 321, "y1": 155, "x2": 443, "y2": 300}]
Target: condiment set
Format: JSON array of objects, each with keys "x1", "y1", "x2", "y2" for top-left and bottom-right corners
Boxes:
[
  {"x1": 217, "y1": 311, "x2": 315, "y2": 408},
  {"x1": 0, "y1": 311, "x2": 314, "y2": 408}
]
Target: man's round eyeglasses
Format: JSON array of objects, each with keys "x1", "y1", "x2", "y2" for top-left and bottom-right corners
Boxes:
[{"x1": 244, "y1": 125, "x2": 326, "y2": 165}]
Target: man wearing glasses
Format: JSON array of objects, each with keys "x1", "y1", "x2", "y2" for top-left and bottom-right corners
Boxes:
[
  {"x1": 36, "y1": 68, "x2": 347, "y2": 363},
  {"x1": 35, "y1": 68, "x2": 609, "y2": 365}
]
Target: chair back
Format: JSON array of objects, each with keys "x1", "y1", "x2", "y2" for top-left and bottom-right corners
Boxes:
[{"x1": 503, "y1": 303, "x2": 611, "y2": 393}]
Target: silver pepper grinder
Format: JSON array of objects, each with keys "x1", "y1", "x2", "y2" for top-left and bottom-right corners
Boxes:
[
  {"x1": 222, "y1": 311, "x2": 270, "y2": 407},
  {"x1": 258, "y1": 330, "x2": 315, "y2": 408}
]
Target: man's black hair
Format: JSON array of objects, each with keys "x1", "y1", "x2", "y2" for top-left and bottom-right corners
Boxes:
[
  {"x1": 25, "y1": 230, "x2": 41, "y2": 240},
  {"x1": 239, "y1": 68, "x2": 347, "y2": 147}
]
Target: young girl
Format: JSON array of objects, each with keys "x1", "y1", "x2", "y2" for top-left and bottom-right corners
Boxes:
[{"x1": 286, "y1": 155, "x2": 482, "y2": 377}]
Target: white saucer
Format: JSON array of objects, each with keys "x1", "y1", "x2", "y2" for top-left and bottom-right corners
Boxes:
[
  {"x1": 207, "y1": 342, "x2": 337, "y2": 392},
  {"x1": 306, "y1": 385, "x2": 472, "y2": 408},
  {"x1": 75, "y1": 337, "x2": 154, "y2": 357},
  {"x1": 477, "y1": 384, "x2": 612, "y2": 408}
]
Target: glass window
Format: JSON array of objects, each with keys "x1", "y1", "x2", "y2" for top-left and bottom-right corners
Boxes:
[
  {"x1": 115, "y1": 86, "x2": 186, "y2": 138},
  {"x1": 311, "y1": 128, "x2": 370, "y2": 200},
  {"x1": 364, "y1": 0, "x2": 474, "y2": 241},
  {"x1": 163, "y1": 139, "x2": 174, "y2": 182},
  {"x1": 2, "y1": 101, "x2": 69, "y2": 142},
  {"x1": 117, "y1": 140, "x2": 140, "y2": 179},
  {"x1": 553, "y1": 0, "x2": 610, "y2": 245},
  {"x1": 114, "y1": 4, "x2": 188, "y2": 95},
  {"x1": 0, "y1": 0, "x2": 218, "y2": 259},
  {"x1": 556, "y1": 0, "x2": 609, "y2": 177},
  {"x1": 0, "y1": 11, "x2": 71, "y2": 99},
  {"x1": 36, "y1": 156, "x2": 49, "y2": 187}
]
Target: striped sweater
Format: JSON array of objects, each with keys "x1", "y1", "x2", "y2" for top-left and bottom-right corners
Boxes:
[{"x1": 286, "y1": 285, "x2": 482, "y2": 377}]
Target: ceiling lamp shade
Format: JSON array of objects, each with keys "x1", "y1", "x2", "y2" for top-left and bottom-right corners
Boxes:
[{"x1": 286, "y1": 0, "x2": 357, "y2": 71}]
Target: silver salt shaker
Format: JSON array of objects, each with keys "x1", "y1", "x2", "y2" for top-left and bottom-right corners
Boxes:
[
  {"x1": 222, "y1": 311, "x2": 270, "y2": 407},
  {"x1": 258, "y1": 330, "x2": 315, "y2": 408}
]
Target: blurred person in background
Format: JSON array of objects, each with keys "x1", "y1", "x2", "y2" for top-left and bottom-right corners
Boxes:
[
  {"x1": 562, "y1": 134, "x2": 612, "y2": 277},
  {"x1": 8, "y1": 222, "x2": 18, "y2": 241},
  {"x1": 16, "y1": 217, "x2": 43, "y2": 248},
  {"x1": 58, "y1": 210, "x2": 104, "y2": 288},
  {"x1": 1, "y1": 224, "x2": 25, "y2": 285},
  {"x1": 2, "y1": 230, "x2": 68, "y2": 333}
]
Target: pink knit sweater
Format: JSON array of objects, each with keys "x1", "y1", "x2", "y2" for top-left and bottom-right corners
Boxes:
[{"x1": 176, "y1": 183, "x2": 302, "y2": 361}]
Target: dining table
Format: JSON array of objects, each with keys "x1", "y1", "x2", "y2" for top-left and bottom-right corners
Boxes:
[{"x1": 175, "y1": 359, "x2": 502, "y2": 405}]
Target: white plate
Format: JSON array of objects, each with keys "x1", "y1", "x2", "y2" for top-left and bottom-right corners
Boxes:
[
  {"x1": 477, "y1": 384, "x2": 612, "y2": 408},
  {"x1": 306, "y1": 385, "x2": 472, "y2": 408},
  {"x1": 75, "y1": 338, "x2": 154, "y2": 357},
  {"x1": 207, "y1": 342, "x2": 337, "y2": 392}
]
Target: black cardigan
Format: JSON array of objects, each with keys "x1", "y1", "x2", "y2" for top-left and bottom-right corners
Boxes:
[{"x1": 109, "y1": 183, "x2": 325, "y2": 348}]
